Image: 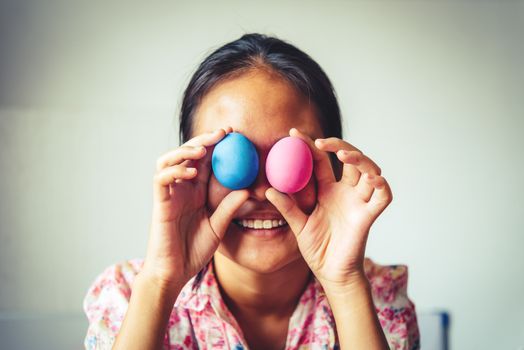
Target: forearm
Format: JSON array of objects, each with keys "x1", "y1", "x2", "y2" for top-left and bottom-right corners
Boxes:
[
  {"x1": 112, "y1": 272, "x2": 182, "y2": 350},
  {"x1": 324, "y1": 274, "x2": 389, "y2": 350}
]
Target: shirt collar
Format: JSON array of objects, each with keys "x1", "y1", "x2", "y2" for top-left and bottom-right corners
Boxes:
[
  {"x1": 174, "y1": 259, "x2": 218, "y2": 312},
  {"x1": 174, "y1": 258, "x2": 322, "y2": 313},
  {"x1": 174, "y1": 258, "x2": 251, "y2": 332}
]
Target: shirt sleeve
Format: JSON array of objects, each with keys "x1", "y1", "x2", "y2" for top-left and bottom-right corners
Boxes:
[
  {"x1": 82, "y1": 260, "x2": 140, "y2": 350},
  {"x1": 365, "y1": 259, "x2": 421, "y2": 350}
]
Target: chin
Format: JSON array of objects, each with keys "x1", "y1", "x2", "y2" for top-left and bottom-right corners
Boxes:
[{"x1": 216, "y1": 222, "x2": 303, "y2": 274}]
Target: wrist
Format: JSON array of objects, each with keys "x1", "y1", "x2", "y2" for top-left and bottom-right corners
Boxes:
[
  {"x1": 321, "y1": 272, "x2": 377, "y2": 327},
  {"x1": 135, "y1": 269, "x2": 186, "y2": 301},
  {"x1": 320, "y1": 270, "x2": 371, "y2": 298}
]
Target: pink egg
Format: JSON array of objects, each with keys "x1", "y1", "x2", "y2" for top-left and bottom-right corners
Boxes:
[{"x1": 266, "y1": 136, "x2": 313, "y2": 194}]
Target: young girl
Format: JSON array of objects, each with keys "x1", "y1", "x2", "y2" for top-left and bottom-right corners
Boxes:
[{"x1": 83, "y1": 33, "x2": 420, "y2": 350}]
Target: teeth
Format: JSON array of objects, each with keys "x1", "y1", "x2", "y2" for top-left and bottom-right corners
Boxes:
[{"x1": 235, "y1": 218, "x2": 287, "y2": 229}]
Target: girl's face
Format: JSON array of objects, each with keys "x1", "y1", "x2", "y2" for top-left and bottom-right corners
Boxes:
[{"x1": 193, "y1": 68, "x2": 326, "y2": 274}]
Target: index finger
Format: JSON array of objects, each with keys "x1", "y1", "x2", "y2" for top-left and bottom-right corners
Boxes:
[
  {"x1": 185, "y1": 126, "x2": 233, "y2": 185},
  {"x1": 289, "y1": 128, "x2": 336, "y2": 185},
  {"x1": 184, "y1": 126, "x2": 233, "y2": 148},
  {"x1": 315, "y1": 137, "x2": 381, "y2": 175}
]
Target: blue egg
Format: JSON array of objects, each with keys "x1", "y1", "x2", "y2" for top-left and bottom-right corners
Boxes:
[{"x1": 212, "y1": 132, "x2": 259, "y2": 190}]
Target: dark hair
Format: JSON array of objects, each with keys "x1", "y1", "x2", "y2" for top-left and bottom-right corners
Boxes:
[{"x1": 179, "y1": 33, "x2": 344, "y2": 290}]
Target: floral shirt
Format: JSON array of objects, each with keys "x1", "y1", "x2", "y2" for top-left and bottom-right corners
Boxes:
[{"x1": 83, "y1": 257, "x2": 420, "y2": 349}]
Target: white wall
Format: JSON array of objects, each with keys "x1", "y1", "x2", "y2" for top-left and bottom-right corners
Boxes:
[{"x1": 0, "y1": 0, "x2": 523, "y2": 349}]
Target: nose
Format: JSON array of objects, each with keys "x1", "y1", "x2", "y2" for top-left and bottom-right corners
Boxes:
[{"x1": 247, "y1": 151, "x2": 271, "y2": 201}]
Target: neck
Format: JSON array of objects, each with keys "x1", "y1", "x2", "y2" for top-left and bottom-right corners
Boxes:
[{"x1": 213, "y1": 253, "x2": 312, "y2": 319}]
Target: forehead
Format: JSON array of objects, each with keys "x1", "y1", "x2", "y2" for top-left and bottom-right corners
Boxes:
[{"x1": 192, "y1": 69, "x2": 323, "y2": 149}]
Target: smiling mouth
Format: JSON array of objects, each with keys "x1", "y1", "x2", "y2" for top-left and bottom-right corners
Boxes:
[{"x1": 233, "y1": 218, "x2": 288, "y2": 230}]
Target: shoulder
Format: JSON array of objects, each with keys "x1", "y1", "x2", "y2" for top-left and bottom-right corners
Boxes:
[
  {"x1": 83, "y1": 258, "x2": 146, "y2": 349},
  {"x1": 83, "y1": 258, "x2": 200, "y2": 349},
  {"x1": 364, "y1": 257, "x2": 410, "y2": 304},
  {"x1": 83, "y1": 258, "x2": 144, "y2": 310},
  {"x1": 363, "y1": 257, "x2": 421, "y2": 350}
]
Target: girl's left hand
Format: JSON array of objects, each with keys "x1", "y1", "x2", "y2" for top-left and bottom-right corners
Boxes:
[{"x1": 266, "y1": 128, "x2": 393, "y2": 290}]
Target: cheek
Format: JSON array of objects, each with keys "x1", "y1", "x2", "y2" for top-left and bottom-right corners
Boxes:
[
  {"x1": 291, "y1": 176, "x2": 318, "y2": 215},
  {"x1": 206, "y1": 175, "x2": 231, "y2": 212}
]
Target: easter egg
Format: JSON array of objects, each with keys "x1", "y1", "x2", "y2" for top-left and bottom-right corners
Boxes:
[
  {"x1": 212, "y1": 132, "x2": 259, "y2": 190},
  {"x1": 266, "y1": 136, "x2": 313, "y2": 194}
]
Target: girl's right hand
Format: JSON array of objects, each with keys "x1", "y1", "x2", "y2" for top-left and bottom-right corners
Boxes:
[{"x1": 142, "y1": 127, "x2": 249, "y2": 291}]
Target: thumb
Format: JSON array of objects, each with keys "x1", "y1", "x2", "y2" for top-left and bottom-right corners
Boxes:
[
  {"x1": 265, "y1": 187, "x2": 308, "y2": 237},
  {"x1": 209, "y1": 189, "x2": 250, "y2": 240}
]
